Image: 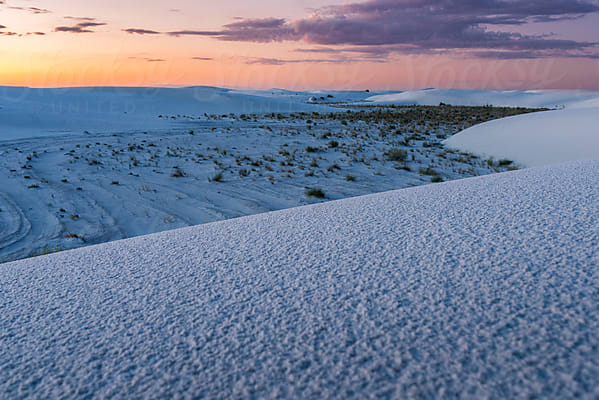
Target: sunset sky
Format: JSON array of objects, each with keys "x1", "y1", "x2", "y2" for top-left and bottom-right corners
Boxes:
[{"x1": 1, "y1": 0, "x2": 599, "y2": 89}]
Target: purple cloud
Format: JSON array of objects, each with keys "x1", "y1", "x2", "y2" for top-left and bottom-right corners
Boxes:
[
  {"x1": 64, "y1": 16, "x2": 96, "y2": 21},
  {"x1": 55, "y1": 20, "x2": 106, "y2": 34},
  {"x1": 7, "y1": 6, "x2": 51, "y2": 14},
  {"x1": 123, "y1": 28, "x2": 161, "y2": 35},
  {"x1": 128, "y1": 56, "x2": 167, "y2": 62},
  {"x1": 163, "y1": 0, "x2": 599, "y2": 58},
  {"x1": 167, "y1": 18, "x2": 299, "y2": 42},
  {"x1": 243, "y1": 56, "x2": 382, "y2": 65},
  {"x1": 286, "y1": 0, "x2": 599, "y2": 48}
]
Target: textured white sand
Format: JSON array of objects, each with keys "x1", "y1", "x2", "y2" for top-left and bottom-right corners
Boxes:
[{"x1": 2, "y1": 160, "x2": 598, "y2": 398}]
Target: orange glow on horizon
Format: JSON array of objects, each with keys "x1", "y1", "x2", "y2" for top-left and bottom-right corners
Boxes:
[
  {"x1": 1, "y1": 1, "x2": 598, "y2": 91},
  {"x1": 2, "y1": 51, "x2": 598, "y2": 91}
]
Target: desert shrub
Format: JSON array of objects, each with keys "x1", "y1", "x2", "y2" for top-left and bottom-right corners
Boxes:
[
  {"x1": 420, "y1": 167, "x2": 439, "y2": 176},
  {"x1": 498, "y1": 159, "x2": 513, "y2": 166},
  {"x1": 431, "y1": 176, "x2": 444, "y2": 183},
  {"x1": 305, "y1": 146, "x2": 319, "y2": 153},
  {"x1": 306, "y1": 188, "x2": 325, "y2": 198},
  {"x1": 65, "y1": 233, "x2": 84, "y2": 241},
  {"x1": 171, "y1": 168, "x2": 185, "y2": 178},
  {"x1": 345, "y1": 175, "x2": 356, "y2": 181},
  {"x1": 209, "y1": 172, "x2": 223, "y2": 182},
  {"x1": 385, "y1": 148, "x2": 408, "y2": 162},
  {"x1": 31, "y1": 244, "x2": 65, "y2": 258}
]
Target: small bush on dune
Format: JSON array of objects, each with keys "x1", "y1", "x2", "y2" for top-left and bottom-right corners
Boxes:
[
  {"x1": 209, "y1": 172, "x2": 224, "y2": 182},
  {"x1": 171, "y1": 167, "x2": 185, "y2": 178},
  {"x1": 385, "y1": 148, "x2": 408, "y2": 162},
  {"x1": 306, "y1": 188, "x2": 325, "y2": 198},
  {"x1": 419, "y1": 167, "x2": 438, "y2": 176}
]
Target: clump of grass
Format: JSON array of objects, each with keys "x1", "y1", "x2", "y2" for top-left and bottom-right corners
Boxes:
[
  {"x1": 65, "y1": 233, "x2": 85, "y2": 242},
  {"x1": 385, "y1": 148, "x2": 408, "y2": 162},
  {"x1": 305, "y1": 188, "x2": 325, "y2": 198},
  {"x1": 328, "y1": 140, "x2": 339, "y2": 148},
  {"x1": 171, "y1": 167, "x2": 185, "y2": 178},
  {"x1": 345, "y1": 175, "x2": 356, "y2": 182},
  {"x1": 209, "y1": 171, "x2": 224, "y2": 182},
  {"x1": 419, "y1": 167, "x2": 438, "y2": 176},
  {"x1": 498, "y1": 159, "x2": 513, "y2": 167},
  {"x1": 32, "y1": 244, "x2": 65, "y2": 258},
  {"x1": 431, "y1": 176, "x2": 444, "y2": 183},
  {"x1": 305, "y1": 146, "x2": 319, "y2": 153}
]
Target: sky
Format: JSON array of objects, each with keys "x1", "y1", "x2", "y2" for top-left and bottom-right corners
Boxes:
[{"x1": 1, "y1": 0, "x2": 599, "y2": 90}]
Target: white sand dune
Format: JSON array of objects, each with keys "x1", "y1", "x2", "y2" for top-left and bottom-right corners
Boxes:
[
  {"x1": 2, "y1": 160, "x2": 598, "y2": 398},
  {"x1": 366, "y1": 88, "x2": 599, "y2": 109},
  {"x1": 445, "y1": 107, "x2": 599, "y2": 167},
  {"x1": 0, "y1": 86, "x2": 328, "y2": 141}
]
